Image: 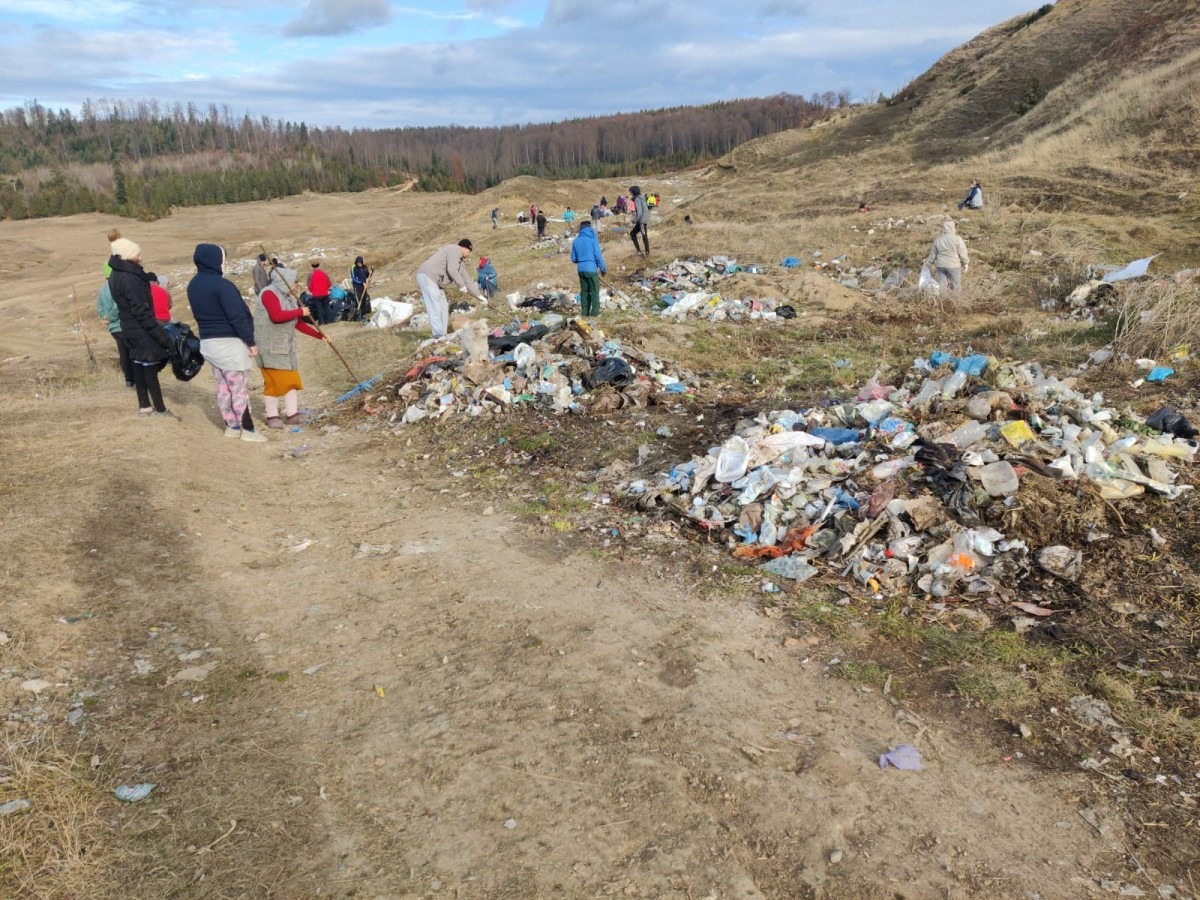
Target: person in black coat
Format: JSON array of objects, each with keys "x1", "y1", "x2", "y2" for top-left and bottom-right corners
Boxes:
[{"x1": 107, "y1": 235, "x2": 176, "y2": 419}]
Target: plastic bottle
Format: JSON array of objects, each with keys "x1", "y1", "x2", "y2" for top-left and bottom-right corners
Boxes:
[
  {"x1": 979, "y1": 460, "x2": 1019, "y2": 496},
  {"x1": 941, "y1": 369, "x2": 968, "y2": 398},
  {"x1": 948, "y1": 421, "x2": 988, "y2": 448},
  {"x1": 872, "y1": 456, "x2": 915, "y2": 480}
]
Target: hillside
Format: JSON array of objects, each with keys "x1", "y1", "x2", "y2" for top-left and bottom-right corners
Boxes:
[
  {"x1": 0, "y1": 94, "x2": 824, "y2": 220},
  {"x1": 3, "y1": 2, "x2": 1200, "y2": 897}
]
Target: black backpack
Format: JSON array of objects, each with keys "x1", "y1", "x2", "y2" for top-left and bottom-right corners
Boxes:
[{"x1": 163, "y1": 322, "x2": 205, "y2": 381}]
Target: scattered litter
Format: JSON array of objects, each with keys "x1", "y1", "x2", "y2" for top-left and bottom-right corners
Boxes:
[
  {"x1": 359, "y1": 318, "x2": 696, "y2": 427},
  {"x1": 0, "y1": 799, "x2": 30, "y2": 816},
  {"x1": 301, "y1": 663, "x2": 326, "y2": 676},
  {"x1": 1145, "y1": 367, "x2": 1174, "y2": 383},
  {"x1": 165, "y1": 662, "x2": 218, "y2": 685},
  {"x1": 288, "y1": 539, "x2": 317, "y2": 553},
  {"x1": 115, "y1": 783, "x2": 157, "y2": 802},
  {"x1": 504, "y1": 818, "x2": 517, "y2": 829},
  {"x1": 1103, "y1": 255, "x2": 1157, "y2": 283},
  {"x1": 879, "y1": 744, "x2": 923, "y2": 771},
  {"x1": 19, "y1": 679, "x2": 52, "y2": 693},
  {"x1": 55, "y1": 613, "x2": 93, "y2": 625},
  {"x1": 614, "y1": 348, "x2": 1194, "y2": 615},
  {"x1": 374, "y1": 684, "x2": 386, "y2": 699},
  {"x1": 354, "y1": 542, "x2": 394, "y2": 558},
  {"x1": 133, "y1": 658, "x2": 154, "y2": 675}
]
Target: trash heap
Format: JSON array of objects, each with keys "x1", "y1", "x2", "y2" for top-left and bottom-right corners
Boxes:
[
  {"x1": 622, "y1": 257, "x2": 796, "y2": 322},
  {"x1": 364, "y1": 317, "x2": 695, "y2": 427},
  {"x1": 622, "y1": 351, "x2": 1197, "y2": 608},
  {"x1": 659, "y1": 292, "x2": 797, "y2": 322}
]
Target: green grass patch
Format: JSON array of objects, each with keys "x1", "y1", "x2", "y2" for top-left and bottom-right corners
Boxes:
[{"x1": 832, "y1": 660, "x2": 890, "y2": 687}]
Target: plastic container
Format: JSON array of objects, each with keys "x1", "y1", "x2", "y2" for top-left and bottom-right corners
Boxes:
[
  {"x1": 948, "y1": 421, "x2": 988, "y2": 448},
  {"x1": 941, "y1": 369, "x2": 968, "y2": 398},
  {"x1": 714, "y1": 435, "x2": 750, "y2": 483},
  {"x1": 872, "y1": 456, "x2": 915, "y2": 480},
  {"x1": 980, "y1": 460, "x2": 1019, "y2": 496}
]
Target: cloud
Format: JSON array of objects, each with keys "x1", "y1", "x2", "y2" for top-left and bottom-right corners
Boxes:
[
  {"x1": 0, "y1": 1, "x2": 1046, "y2": 128},
  {"x1": 284, "y1": 0, "x2": 392, "y2": 37}
]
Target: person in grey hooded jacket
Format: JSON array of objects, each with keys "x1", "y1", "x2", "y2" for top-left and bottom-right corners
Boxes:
[{"x1": 924, "y1": 220, "x2": 970, "y2": 291}]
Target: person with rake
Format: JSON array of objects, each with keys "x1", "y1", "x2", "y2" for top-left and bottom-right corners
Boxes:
[{"x1": 255, "y1": 265, "x2": 328, "y2": 428}]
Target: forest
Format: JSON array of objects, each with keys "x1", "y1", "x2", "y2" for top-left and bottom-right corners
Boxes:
[{"x1": 0, "y1": 94, "x2": 837, "y2": 220}]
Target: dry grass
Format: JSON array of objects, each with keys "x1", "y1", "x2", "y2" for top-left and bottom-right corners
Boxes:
[
  {"x1": 0, "y1": 735, "x2": 113, "y2": 899},
  {"x1": 1112, "y1": 278, "x2": 1200, "y2": 360}
]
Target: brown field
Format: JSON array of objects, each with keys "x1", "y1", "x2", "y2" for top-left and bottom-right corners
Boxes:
[{"x1": 4, "y1": 2, "x2": 1200, "y2": 894}]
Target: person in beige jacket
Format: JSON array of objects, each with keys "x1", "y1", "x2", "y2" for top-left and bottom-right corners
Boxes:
[
  {"x1": 924, "y1": 219, "x2": 969, "y2": 291},
  {"x1": 416, "y1": 238, "x2": 488, "y2": 338}
]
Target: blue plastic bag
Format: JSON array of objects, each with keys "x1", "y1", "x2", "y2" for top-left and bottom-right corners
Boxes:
[
  {"x1": 781, "y1": 257, "x2": 802, "y2": 268},
  {"x1": 809, "y1": 427, "x2": 861, "y2": 445},
  {"x1": 1147, "y1": 367, "x2": 1174, "y2": 383},
  {"x1": 930, "y1": 350, "x2": 955, "y2": 367},
  {"x1": 955, "y1": 354, "x2": 988, "y2": 376}
]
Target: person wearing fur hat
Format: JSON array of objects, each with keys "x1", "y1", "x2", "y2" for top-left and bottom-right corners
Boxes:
[
  {"x1": 106, "y1": 231, "x2": 176, "y2": 419},
  {"x1": 187, "y1": 242, "x2": 266, "y2": 442},
  {"x1": 924, "y1": 219, "x2": 970, "y2": 291},
  {"x1": 629, "y1": 185, "x2": 650, "y2": 256},
  {"x1": 254, "y1": 265, "x2": 327, "y2": 428}
]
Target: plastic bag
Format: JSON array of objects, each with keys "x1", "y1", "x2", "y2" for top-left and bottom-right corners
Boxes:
[
  {"x1": 163, "y1": 322, "x2": 204, "y2": 382},
  {"x1": 714, "y1": 435, "x2": 750, "y2": 483},
  {"x1": 585, "y1": 356, "x2": 634, "y2": 388},
  {"x1": 1146, "y1": 406, "x2": 1199, "y2": 439},
  {"x1": 918, "y1": 265, "x2": 940, "y2": 293}
]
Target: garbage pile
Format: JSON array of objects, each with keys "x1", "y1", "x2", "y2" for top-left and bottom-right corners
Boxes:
[
  {"x1": 363, "y1": 317, "x2": 695, "y2": 427},
  {"x1": 659, "y1": 292, "x2": 797, "y2": 322},
  {"x1": 621, "y1": 350, "x2": 1196, "y2": 609}
]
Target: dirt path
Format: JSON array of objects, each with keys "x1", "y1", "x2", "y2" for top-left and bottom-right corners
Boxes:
[
  {"x1": 0, "y1": 343, "x2": 1121, "y2": 898},
  {"x1": 0, "y1": 196, "x2": 1129, "y2": 897}
]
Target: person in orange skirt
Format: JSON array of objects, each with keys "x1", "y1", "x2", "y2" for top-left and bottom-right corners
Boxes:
[{"x1": 254, "y1": 265, "x2": 328, "y2": 428}]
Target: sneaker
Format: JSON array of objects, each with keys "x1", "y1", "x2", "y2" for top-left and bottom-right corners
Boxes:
[
  {"x1": 138, "y1": 407, "x2": 154, "y2": 417},
  {"x1": 266, "y1": 416, "x2": 284, "y2": 429},
  {"x1": 151, "y1": 409, "x2": 180, "y2": 420},
  {"x1": 224, "y1": 426, "x2": 243, "y2": 438},
  {"x1": 240, "y1": 428, "x2": 268, "y2": 443}
]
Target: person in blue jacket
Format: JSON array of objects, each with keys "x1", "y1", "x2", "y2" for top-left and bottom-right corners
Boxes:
[
  {"x1": 476, "y1": 256, "x2": 498, "y2": 300},
  {"x1": 570, "y1": 219, "x2": 606, "y2": 317},
  {"x1": 958, "y1": 180, "x2": 983, "y2": 211}
]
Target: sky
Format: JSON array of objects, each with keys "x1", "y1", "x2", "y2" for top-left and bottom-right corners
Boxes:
[{"x1": 0, "y1": 1, "x2": 1047, "y2": 129}]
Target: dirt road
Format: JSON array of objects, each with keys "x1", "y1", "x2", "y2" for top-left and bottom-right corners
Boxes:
[{"x1": 1, "y1": 195, "x2": 1122, "y2": 897}]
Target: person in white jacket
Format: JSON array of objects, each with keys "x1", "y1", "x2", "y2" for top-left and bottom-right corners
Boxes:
[{"x1": 924, "y1": 220, "x2": 969, "y2": 291}]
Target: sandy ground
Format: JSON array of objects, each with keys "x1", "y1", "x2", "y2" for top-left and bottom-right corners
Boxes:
[{"x1": 0, "y1": 193, "x2": 1126, "y2": 897}]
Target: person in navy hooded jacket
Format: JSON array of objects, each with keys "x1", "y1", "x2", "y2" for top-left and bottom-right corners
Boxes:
[{"x1": 186, "y1": 243, "x2": 266, "y2": 442}]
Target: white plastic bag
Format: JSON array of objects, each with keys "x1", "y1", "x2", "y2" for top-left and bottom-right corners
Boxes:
[
  {"x1": 366, "y1": 298, "x2": 415, "y2": 329},
  {"x1": 714, "y1": 435, "x2": 750, "y2": 483},
  {"x1": 918, "y1": 265, "x2": 940, "y2": 293}
]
